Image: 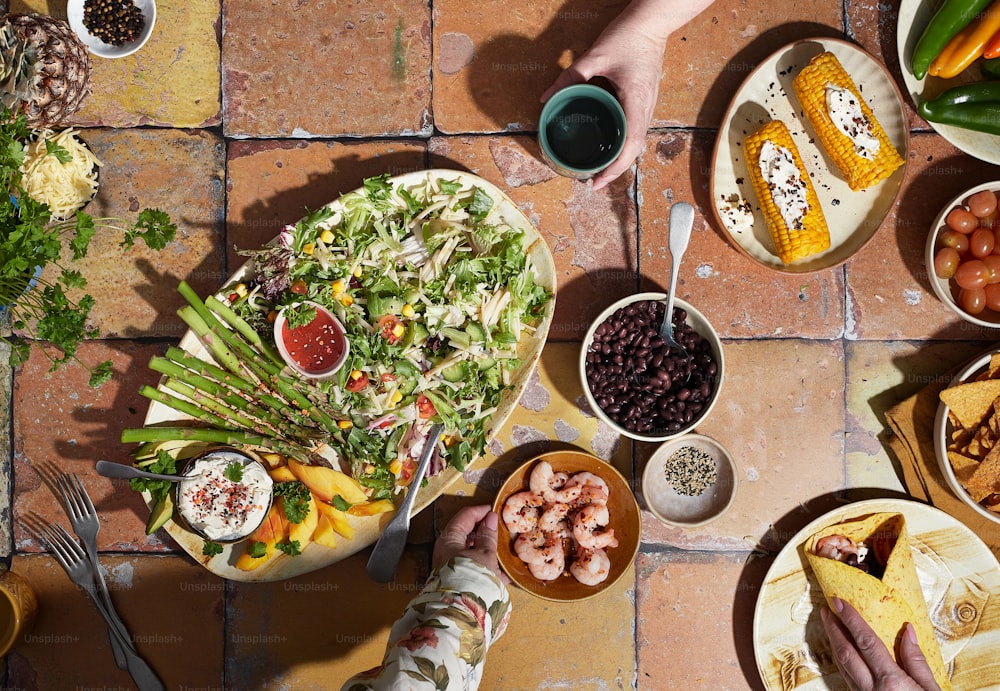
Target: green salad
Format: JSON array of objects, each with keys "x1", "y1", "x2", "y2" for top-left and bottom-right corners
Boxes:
[{"x1": 123, "y1": 173, "x2": 552, "y2": 501}]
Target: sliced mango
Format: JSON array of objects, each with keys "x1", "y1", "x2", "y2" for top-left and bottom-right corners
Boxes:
[
  {"x1": 267, "y1": 465, "x2": 297, "y2": 483},
  {"x1": 347, "y1": 499, "x2": 396, "y2": 517},
  {"x1": 312, "y1": 515, "x2": 339, "y2": 548},
  {"x1": 314, "y1": 498, "x2": 355, "y2": 539},
  {"x1": 288, "y1": 459, "x2": 368, "y2": 504},
  {"x1": 235, "y1": 503, "x2": 288, "y2": 571},
  {"x1": 288, "y1": 493, "x2": 318, "y2": 547}
]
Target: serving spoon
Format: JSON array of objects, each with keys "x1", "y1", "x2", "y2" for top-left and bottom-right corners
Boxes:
[
  {"x1": 96, "y1": 460, "x2": 190, "y2": 483},
  {"x1": 659, "y1": 201, "x2": 695, "y2": 355},
  {"x1": 367, "y1": 423, "x2": 445, "y2": 583}
]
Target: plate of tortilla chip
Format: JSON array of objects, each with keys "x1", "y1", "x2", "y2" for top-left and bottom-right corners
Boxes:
[
  {"x1": 935, "y1": 349, "x2": 1000, "y2": 526},
  {"x1": 753, "y1": 498, "x2": 1000, "y2": 690}
]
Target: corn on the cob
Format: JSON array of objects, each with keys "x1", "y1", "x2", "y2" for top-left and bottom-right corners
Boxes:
[
  {"x1": 792, "y1": 52, "x2": 904, "y2": 191},
  {"x1": 743, "y1": 120, "x2": 830, "y2": 264}
]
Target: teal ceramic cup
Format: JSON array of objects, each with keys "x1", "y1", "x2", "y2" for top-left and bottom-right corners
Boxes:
[{"x1": 538, "y1": 83, "x2": 627, "y2": 179}]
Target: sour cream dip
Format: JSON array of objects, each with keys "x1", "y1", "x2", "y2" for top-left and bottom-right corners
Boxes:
[
  {"x1": 825, "y1": 84, "x2": 879, "y2": 160},
  {"x1": 176, "y1": 449, "x2": 273, "y2": 542}
]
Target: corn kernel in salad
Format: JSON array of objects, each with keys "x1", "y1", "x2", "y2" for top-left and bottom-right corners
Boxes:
[{"x1": 319, "y1": 229, "x2": 335, "y2": 244}]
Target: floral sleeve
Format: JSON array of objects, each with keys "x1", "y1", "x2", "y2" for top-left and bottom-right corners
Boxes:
[{"x1": 341, "y1": 556, "x2": 512, "y2": 691}]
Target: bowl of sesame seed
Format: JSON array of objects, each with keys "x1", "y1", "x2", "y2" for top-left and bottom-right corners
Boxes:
[
  {"x1": 68, "y1": 0, "x2": 156, "y2": 59},
  {"x1": 641, "y1": 433, "x2": 737, "y2": 527}
]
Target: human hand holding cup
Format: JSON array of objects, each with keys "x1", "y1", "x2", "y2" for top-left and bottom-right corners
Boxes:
[{"x1": 538, "y1": 83, "x2": 627, "y2": 180}]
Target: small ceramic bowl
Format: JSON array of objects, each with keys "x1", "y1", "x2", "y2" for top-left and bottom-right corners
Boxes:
[
  {"x1": 933, "y1": 350, "x2": 1000, "y2": 527},
  {"x1": 273, "y1": 301, "x2": 350, "y2": 382},
  {"x1": 67, "y1": 0, "x2": 156, "y2": 59},
  {"x1": 492, "y1": 450, "x2": 640, "y2": 602},
  {"x1": 174, "y1": 447, "x2": 274, "y2": 543},
  {"x1": 641, "y1": 434, "x2": 737, "y2": 527},
  {"x1": 925, "y1": 181, "x2": 1000, "y2": 328},
  {"x1": 580, "y1": 293, "x2": 725, "y2": 442}
]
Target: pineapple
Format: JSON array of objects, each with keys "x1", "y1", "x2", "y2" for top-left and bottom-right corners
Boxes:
[{"x1": 0, "y1": 13, "x2": 91, "y2": 128}]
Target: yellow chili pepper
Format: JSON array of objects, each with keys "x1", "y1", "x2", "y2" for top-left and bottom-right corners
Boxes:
[{"x1": 929, "y1": 0, "x2": 1000, "y2": 79}]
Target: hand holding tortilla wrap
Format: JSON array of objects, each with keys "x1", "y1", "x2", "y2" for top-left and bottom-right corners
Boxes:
[{"x1": 803, "y1": 512, "x2": 951, "y2": 690}]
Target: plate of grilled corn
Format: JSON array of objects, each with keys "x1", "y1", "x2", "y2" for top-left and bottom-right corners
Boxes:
[{"x1": 710, "y1": 38, "x2": 908, "y2": 273}]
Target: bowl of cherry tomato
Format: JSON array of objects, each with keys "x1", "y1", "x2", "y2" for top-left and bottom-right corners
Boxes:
[{"x1": 927, "y1": 182, "x2": 1000, "y2": 327}]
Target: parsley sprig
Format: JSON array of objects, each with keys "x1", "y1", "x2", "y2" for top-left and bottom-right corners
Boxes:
[{"x1": 0, "y1": 108, "x2": 177, "y2": 386}]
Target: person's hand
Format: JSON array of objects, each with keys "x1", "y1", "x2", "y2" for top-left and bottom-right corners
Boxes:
[
  {"x1": 820, "y1": 597, "x2": 941, "y2": 691},
  {"x1": 540, "y1": 17, "x2": 667, "y2": 190},
  {"x1": 432, "y1": 504, "x2": 508, "y2": 583},
  {"x1": 540, "y1": 0, "x2": 713, "y2": 190}
]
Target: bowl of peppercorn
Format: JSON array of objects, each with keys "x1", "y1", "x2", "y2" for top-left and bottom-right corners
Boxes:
[
  {"x1": 68, "y1": 0, "x2": 155, "y2": 58},
  {"x1": 580, "y1": 292, "x2": 724, "y2": 442}
]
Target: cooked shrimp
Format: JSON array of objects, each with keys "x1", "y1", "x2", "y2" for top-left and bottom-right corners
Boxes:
[
  {"x1": 570, "y1": 548, "x2": 611, "y2": 586},
  {"x1": 528, "y1": 554, "x2": 565, "y2": 581},
  {"x1": 514, "y1": 529, "x2": 564, "y2": 565},
  {"x1": 814, "y1": 534, "x2": 863, "y2": 562},
  {"x1": 502, "y1": 491, "x2": 543, "y2": 534},
  {"x1": 564, "y1": 471, "x2": 610, "y2": 506},
  {"x1": 530, "y1": 461, "x2": 583, "y2": 504},
  {"x1": 538, "y1": 503, "x2": 571, "y2": 533},
  {"x1": 573, "y1": 502, "x2": 618, "y2": 549}
]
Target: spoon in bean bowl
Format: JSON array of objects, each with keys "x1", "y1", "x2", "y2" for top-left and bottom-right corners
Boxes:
[{"x1": 659, "y1": 201, "x2": 695, "y2": 359}]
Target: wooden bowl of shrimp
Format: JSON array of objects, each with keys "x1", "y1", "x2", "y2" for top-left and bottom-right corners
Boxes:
[{"x1": 493, "y1": 450, "x2": 641, "y2": 602}]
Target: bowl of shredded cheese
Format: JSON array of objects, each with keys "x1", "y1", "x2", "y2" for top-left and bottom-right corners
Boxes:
[{"x1": 20, "y1": 128, "x2": 101, "y2": 221}]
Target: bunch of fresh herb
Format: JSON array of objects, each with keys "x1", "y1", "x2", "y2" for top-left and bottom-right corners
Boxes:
[{"x1": 0, "y1": 108, "x2": 177, "y2": 385}]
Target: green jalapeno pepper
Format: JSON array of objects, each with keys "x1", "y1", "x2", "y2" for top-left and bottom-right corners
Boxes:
[
  {"x1": 918, "y1": 82, "x2": 1000, "y2": 134},
  {"x1": 911, "y1": 0, "x2": 994, "y2": 80},
  {"x1": 982, "y1": 55, "x2": 1000, "y2": 78}
]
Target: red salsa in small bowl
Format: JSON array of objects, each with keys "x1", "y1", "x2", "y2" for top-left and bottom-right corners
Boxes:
[{"x1": 274, "y1": 301, "x2": 349, "y2": 380}]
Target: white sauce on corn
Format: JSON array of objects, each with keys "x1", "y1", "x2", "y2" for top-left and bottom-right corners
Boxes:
[
  {"x1": 177, "y1": 451, "x2": 273, "y2": 542},
  {"x1": 825, "y1": 84, "x2": 879, "y2": 160},
  {"x1": 758, "y1": 140, "x2": 809, "y2": 231}
]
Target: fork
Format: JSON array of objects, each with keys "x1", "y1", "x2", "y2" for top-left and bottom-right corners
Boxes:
[
  {"x1": 36, "y1": 521, "x2": 165, "y2": 691},
  {"x1": 56, "y1": 473, "x2": 133, "y2": 668}
]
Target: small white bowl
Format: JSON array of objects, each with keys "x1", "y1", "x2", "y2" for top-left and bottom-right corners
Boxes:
[
  {"x1": 67, "y1": 0, "x2": 156, "y2": 59},
  {"x1": 933, "y1": 350, "x2": 1000, "y2": 527},
  {"x1": 273, "y1": 301, "x2": 350, "y2": 382},
  {"x1": 642, "y1": 434, "x2": 737, "y2": 527},
  {"x1": 925, "y1": 181, "x2": 1000, "y2": 328},
  {"x1": 580, "y1": 293, "x2": 725, "y2": 442}
]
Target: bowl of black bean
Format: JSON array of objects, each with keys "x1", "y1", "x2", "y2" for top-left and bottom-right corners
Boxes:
[
  {"x1": 581, "y1": 293, "x2": 723, "y2": 441},
  {"x1": 68, "y1": 0, "x2": 156, "y2": 59}
]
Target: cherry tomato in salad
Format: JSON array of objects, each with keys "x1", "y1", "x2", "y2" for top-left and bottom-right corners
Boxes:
[
  {"x1": 346, "y1": 370, "x2": 369, "y2": 392},
  {"x1": 416, "y1": 393, "x2": 437, "y2": 419},
  {"x1": 968, "y1": 190, "x2": 998, "y2": 218},
  {"x1": 970, "y1": 228, "x2": 996, "y2": 258},
  {"x1": 290, "y1": 279, "x2": 308, "y2": 295},
  {"x1": 955, "y1": 259, "x2": 990, "y2": 290},
  {"x1": 934, "y1": 247, "x2": 961, "y2": 279},
  {"x1": 378, "y1": 315, "x2": 406, "y2": 344},
  {"x1": 947, "y1": 207, "x2": 979, "y2": 234},
  {"x1": 959, "y1": 287, "x2": 987, "y2": 314},
  {"x1": 938, "y1": 229, "x2": 969, "y2": 254}
]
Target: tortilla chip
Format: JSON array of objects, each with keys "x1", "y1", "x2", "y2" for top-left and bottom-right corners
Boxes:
[
  {"x1": 940, "y1": 379, "x2": 1000, "y2": 429},
  {"x1": 966, "y1": 447, "x2": 1000, "y2": 503},
  {"x1": 948, "y1": 450, "x2": 982, "y2": 485},
  {"x1": 804, "y1": 513, "x2": 951, "y2": 690}
]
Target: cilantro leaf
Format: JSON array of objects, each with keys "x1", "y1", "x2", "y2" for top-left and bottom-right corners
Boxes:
[
  {"x1": 331, "y1": 495, "x2": 353, "y2": 511},
  {"x1": 44, "y1": 139, "x2": 72, "y2": 164},
  {"x1": 120, "y1": 209, "x2": 177, "y2": 250},
  {"x1": 274, "y1": 481, "x2": 311, "y2": 524},
  {"x1": 246, "y1": 541, "x2": 267, "y2": 558},
  {"x1": 202, "y1": 541, "x2": 224, "y2": 557},
  {"x1": 224, "y1": 461, "x2": 244, "y2": 483},
  {"x1": 275, "y1": 540, "x2": 301, "y2": 556},
  {"x1": 128, "y1": 450, "x2": 177, "y2": 501},
  {"x1": 284, "y1": 303, "x2": 317, "y2": 330},
  {"x1": 88, "y1": 361, "x2": 114, "y2": 388},
  {"x1": 70, "y1": 213, "x2": 96, "y2": 260}
]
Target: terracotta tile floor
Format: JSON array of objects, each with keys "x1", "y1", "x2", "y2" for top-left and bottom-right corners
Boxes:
[{"x1": 3, "y1": 0, "x2": 1000, "y2": 688}]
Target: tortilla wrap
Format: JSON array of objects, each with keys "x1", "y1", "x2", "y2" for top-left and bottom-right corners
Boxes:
[{"x1": 803, "y1": 512, "x2": 950, "y2": 690}]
